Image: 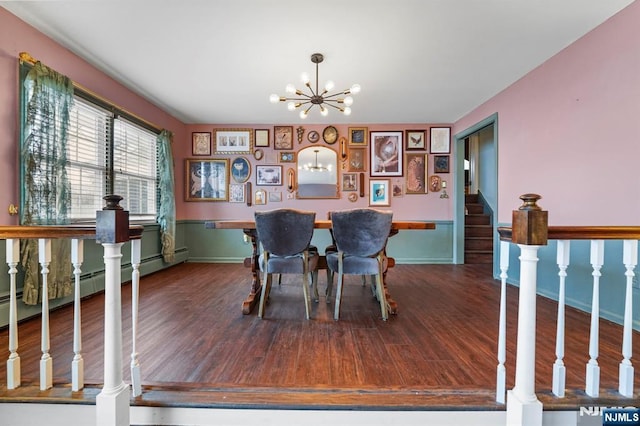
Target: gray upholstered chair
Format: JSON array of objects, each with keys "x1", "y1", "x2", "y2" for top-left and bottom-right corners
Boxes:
[
  {"x1": 255, "y1": 208, "x2": 319, "y2": 319},
  {"x1": 326, "y1": 208, "x2": 393, "y2": 321}
]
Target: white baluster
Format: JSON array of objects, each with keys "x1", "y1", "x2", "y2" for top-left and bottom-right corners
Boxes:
[
  {"x1": 71, "y1": 239, "x2": 84, "y2": 391},
  {"x1": 496, "y1": 240, "x2": 509, "y2": 404},
  {"x1": 585, "y1": 239, "x2": 604, "y2": 397},
  {"x1": 6, "y1": 239, "x2": 21, "y2": 389},
  {"x1": 130, "y1": 238, "x2": 142, "y2": 397},
  {"x1": 619, "y1": 239, "x2": 637, "y2": 397},
  {"x1": 38, "y1": 238, "x2": 53, "y2": 390},
  {"x1": 552, "y1": 240, "x2": 570, "y2": 397},
  {"x1": 506, "y1": 244, "x2": 543, "y2": 426}
]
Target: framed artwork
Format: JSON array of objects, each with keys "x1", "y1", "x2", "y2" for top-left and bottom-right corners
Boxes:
[
  {"x1": 229, "y1": 183, "x2": 245, "y2": 203},
  {"x1": 347, "y1": 147, "x2": 367, "y2": 172},
  {"x1": 429, "y1": 175, "x2": 442, "y2": 192},
  {"x1": 430, "y1": 127, "x2": 451, "y2": 154},
  {"x1": 349, "y1": 127, "x2": 368, "y2": 145},
  {"x1": 279, "y1": 151, "x2": 296, "y2": 163},
  {"x1": 369, "y1": 179, "x2": 390, "y2": 207},
  {"x1": 230, "y1": 156, "x2": 251, "y2": 183},
  {"x1": 255, "y1": 129, "x2": 269, "y2": 147},
  {"x1": 214, "y1": 128, "x2": 253, "y2": 154},
  {"x1": 274, "y1": 125, "x2": 294, "y2": 150},
  {"x1": 405, "y1": 153, "x2": 427, "y2": 194},
  {"x1": 185, "y1": 158, "x2": 229, "y2": 201},
  {"x1": 256, "y1": 165, "x2": 283, "y2": 186},
  {"x1": 254, "y1": 188, "x2": 267, "y2": 205},
  {"x1": 192, "y1": 132, "x2": 211, "y2": 156},
  {"x1": 370, "y1": 131, "x2": 403, "y2": 177},
  {"x1": 341, "y1": 173, "x2": 358, "y2": 192},
  {"x1": 405, "y1": 130, "x2": 425, "y2": 151},
  {"x1": 268, "y1": 191, "x2": 282, "y2": 203},
  {"x1": 434, "y1": 155, "x2": 450, "y2": 173},
  {"x1": 392, "y1": 181, "x2": 404, "y2": 197},
  {"x1": 254, "y1": 149, "x2": 264, "y2": 161}
]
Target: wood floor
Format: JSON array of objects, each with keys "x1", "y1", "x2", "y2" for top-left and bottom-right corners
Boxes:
[{"x1": 1, "y1": 262, "x2": 639, "y2": 410}]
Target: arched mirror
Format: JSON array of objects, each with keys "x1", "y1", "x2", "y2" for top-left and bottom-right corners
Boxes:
[{"x1": 296, "y1": 146, "x2": 339, "y2": 199}]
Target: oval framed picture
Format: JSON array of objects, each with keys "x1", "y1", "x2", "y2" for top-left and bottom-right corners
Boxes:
[
  {"x1": 307, "y1": 130, "x2": 320, "y2": 143},
  {"x1": 231, "y1": 156, "x2": 251, "y2": 183},
  {"x1": 253, "y1": 149, "x2": 264, "y2": 161}
]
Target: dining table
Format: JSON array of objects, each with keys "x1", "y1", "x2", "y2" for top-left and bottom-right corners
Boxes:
[{"x1": 205, "y1": 219, "x2": 436, "y2": 315}]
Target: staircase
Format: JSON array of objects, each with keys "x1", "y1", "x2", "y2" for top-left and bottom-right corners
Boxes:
[{"x1": 464, "y1": 194, "x2": 493, "y2": 264}]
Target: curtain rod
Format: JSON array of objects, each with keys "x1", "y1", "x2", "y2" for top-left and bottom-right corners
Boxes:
[{"x1": 19, "y1": 51, "x2": 163, "y2": 134}]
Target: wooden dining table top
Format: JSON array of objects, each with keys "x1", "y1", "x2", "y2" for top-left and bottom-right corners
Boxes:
[{"x1": 206, "y1": 219, "x2": 436, "y2": 231}]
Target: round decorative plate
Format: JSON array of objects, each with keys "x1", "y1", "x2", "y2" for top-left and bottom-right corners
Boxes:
[
  {"x1": 348, "y1": 193, "x2": 358, "y2": 202},
  {"x1": 322, "y1": 126, "x2": 338, "y2": 144},
  {"x1": 307, "y1": 130, "x2": 320, "y2": 143}
]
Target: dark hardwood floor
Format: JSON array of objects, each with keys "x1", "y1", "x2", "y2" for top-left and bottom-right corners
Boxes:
[{"x1": 1, "y1": 262, "x2": 638, "y2": 410}]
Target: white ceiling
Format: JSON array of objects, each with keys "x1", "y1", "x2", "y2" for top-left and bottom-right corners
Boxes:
[{"x1": 2, "y1": 0, "x2": 635, "y2": 125}]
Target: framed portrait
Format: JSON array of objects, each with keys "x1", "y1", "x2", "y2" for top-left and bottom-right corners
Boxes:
[
  {"x1": 230, "y1": 156, "x2": 251, "y2": 183},
  {"x1": 369, "y1": 179, "x2": 390, "y2": 207},
  {"x1": 185, "y1": 158, "x2": 229, "y2": 201},
  {"x1": 392, "y1": 181, "x2": 404, "y2": 197},
  {"x1": 434, "y1": 155, "x2": 450, "y2": 173},
  {"x1": 254, "y1": 188, "x2": 267, "y2": 205},
  {"x1": 273, "y1": 125, "x2": 294, "y2": 150},
  {"x1": 256, "y1": 165, "x2": 283, "y2": 186},
  {"x1": 279, "y1": 151, "x2": 296, "y2": 163},
  {"x1": 348, "y1": 127, "x2": 368, "y2": 145},
  {"x1": 229, "y1": 183, "x2": 245, "y2": 203},
  {"x1": 341, "y1": 173, "x2": 358, "y2": 192},
  {"x1": 405, "y1": 130, "x2": 425, "y2": 151},
  {"x1": 192, "y1": 132, "x2": 211, "y2": 156},
  {"x1": 370, "y1": 131, "x2": 403, "y2": 177},
  {"x1": 214, "y1": 128, "x2": 253, "y2": 154},
  {"x1": 429, "y1": 174, "x2": 442, "y2": 192},
  {"x1": 255, "y1": 129, "x2": 269, "y2": 147},
  {"x1": 268, "y1": 191, "x2": 283, "y2": 203},
  {"x1": 430, "y1": 127, "x2": 451, "y2": 154},
  {"x1": 405, "y1": 153, "x2": 427, "y2": 194},
  {"x1": 347, "y1": 147, "x2": 367, "y2": 172}
]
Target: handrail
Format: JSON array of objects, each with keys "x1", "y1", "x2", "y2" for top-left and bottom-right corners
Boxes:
[
  {"x1": 0, "y1": 224, "x2": 144, "y2": 240},
  {"x1": 498, "y1": 225, "x2": 640, "y2": 242}
]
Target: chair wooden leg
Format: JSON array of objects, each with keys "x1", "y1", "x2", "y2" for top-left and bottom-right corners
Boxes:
[
  {"x1": 325, "y1": 269, "x2": 333, "y2": 303},
  {"x1": 375, "y1": 273, "x2": 388, "y2": 321},
  {"x1": 258, "y1": 273, "x2": 272, "y2": 319},
  {"x1": 334, "y1": 273, "x2": 344, "y2": 321},
  {"x1": 302, "y1": 272, "x2": 311, "y2": 320},
  {"x1": 311, "y1": 271, "x2": 319, "y2": 303}
]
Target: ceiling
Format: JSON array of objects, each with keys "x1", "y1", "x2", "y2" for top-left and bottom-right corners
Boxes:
[{"x1": 2, "y1": 0, "x2": 635, "y2": 125}]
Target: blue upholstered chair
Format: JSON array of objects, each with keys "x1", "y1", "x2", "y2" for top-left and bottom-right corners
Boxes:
[
  {"x1": 255, "y1": 209, "x2": 319, "y2": 319},
  {"x1": 326, "y1": 208, "x2": 393, "y2": 321}
]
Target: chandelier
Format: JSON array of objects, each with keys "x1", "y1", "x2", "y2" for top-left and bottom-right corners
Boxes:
[
  {"x1": 302, "y1": 150, "x2": 332, "y2": 172},
  {"x1": 269, "y1": 53, "x2": 361, "y2": 119}
]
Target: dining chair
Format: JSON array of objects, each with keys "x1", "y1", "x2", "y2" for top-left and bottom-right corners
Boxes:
[
  {"x1": 326, "y1": 208, "x2": 393, "y2": 321},
  {"x1": 255, "y1": 208, "x2": 319, "y2": 319}
]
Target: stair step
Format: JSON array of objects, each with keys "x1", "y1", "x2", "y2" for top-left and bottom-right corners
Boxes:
[
  {"x1": 465, "y1": 237, "x2": 493, "y2": 251},
  {"x1": 466, "y1": 204, "x2": 484, "y2": 215},
  {"x1": 465, "y1": 194, "x2": 479, "y2": 204},
  {"x1": 465, "y1": 251, "x2": 493, "y2": 264},
  {"x1": 465, "y1": 225, "x2": 493, "y2": 237},
  {"x1": 465, "y1": 214, "x2": 490, "y2": 225}
]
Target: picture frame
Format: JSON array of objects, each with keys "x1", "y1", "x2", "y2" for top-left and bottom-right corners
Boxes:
[
  {"x1": 348, "y1": 127, "x2": 368, "y2": 145},
  {"x1": 214, "y1": 128, "x2": 253, "y2": 154},
  {"x1": 429, "y1": 174, "x2": 442, "y2": 192},
  {"x1": 229, "y1": 183, "x2": 246, "y2": 203},
  {"x1": 405, "y1": 153, "x2": 427, "y2": 194},
  {"x1": 230, "y1": 156, "x2": 251, "y2": 183},
  {"x1": 369, "y1": 179, "x2": 390, "y2": 207},
  {"x1": 341, "y1": 173, "x2": 358, "y2": 192},
  {"x1": 185, "y1": 158, "x2": 229, "y2": 201},
  {"x1": 430, "y1": 127, "x2": 451, "y2": 154},
  {"x1": 405, "y1": 130, "x2": 425, "y2": 151},
  {"x1": 255, "y1": 129, "x2": 269, "y2": 147},
  {"x1": 370, "y1": 131, "x2": 403, "y2": 177},
  {"x1": 347, "y1": 147, "x2": 367, "y2": 172},
  {"x1": 273, "y1": 125, "x2": 294, "y2": 150},
  {"x1": 254, "y1": 188, "x2": 267, "y2": 205},
  {"x1": 192, "y1": 132, "x2": 211, "y2": 156},
  {"x1": 279, "y1": 151, "x2": 296, "y2": 163},
  {"x1": 268, "y1": 191, "x2": 283, "y2": 203},
  {"x1": 392, "y1": 180, "x2": 404, "y2": 197},
  {"x1": 434, "y1": 155, "x2": 450, "y2": 173},
  {"x1": 256, "y1": 165, "x2": 283, "y2": 186}
]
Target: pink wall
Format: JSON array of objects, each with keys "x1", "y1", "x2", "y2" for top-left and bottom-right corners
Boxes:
[
  {"x1": 0, "y1": 8, "x2": 186, "y2": 224},
  {"x1": 454, "y1": 1, "x2": 640, "y2": 225}
]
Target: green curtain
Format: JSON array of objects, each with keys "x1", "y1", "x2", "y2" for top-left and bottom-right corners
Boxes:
[
  {"x1": 20, "y1": 61, "x2": 74, "y2": 305},
  {"x1": 157, "y1": 129, "x2": 176, "y2": 263}
]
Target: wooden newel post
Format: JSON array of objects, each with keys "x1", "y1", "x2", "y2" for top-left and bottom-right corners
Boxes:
[
  {"x1": 507, "y1": 193, "x2": 548, "y2": 426},
  {"x1": 96, "y1": 194, "x2": 130, "y2": 426}
]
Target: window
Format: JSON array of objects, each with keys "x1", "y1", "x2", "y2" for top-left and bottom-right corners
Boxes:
[{"x1": 65, "y1": 96, "x2": 158, "y2": 221}]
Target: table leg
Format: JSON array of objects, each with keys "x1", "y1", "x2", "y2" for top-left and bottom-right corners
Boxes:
[{"x1": 241, "y1": 229, "x2": 262, "y2": 315}]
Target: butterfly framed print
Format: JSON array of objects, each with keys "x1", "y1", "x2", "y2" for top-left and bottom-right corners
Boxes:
[{"x1": 405, "y1": 130, "x2": 425, "y2": 151}]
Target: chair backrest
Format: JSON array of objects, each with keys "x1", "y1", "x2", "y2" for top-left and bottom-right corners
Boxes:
[
  {"x1": 255, "y1": 209, "x2": 316, "y2": 257},
  {"x1": 330, "y1": 208, "x2": 393, "y2": 257}
]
